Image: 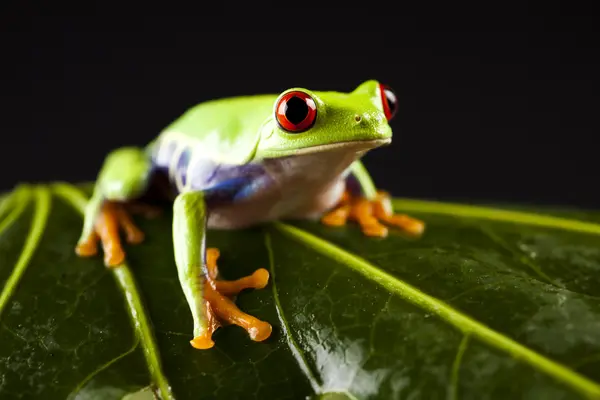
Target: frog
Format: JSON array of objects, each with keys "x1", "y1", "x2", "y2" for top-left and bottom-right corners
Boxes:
[{"x1": 75, "y1": 79, "x2": 425, "y2": 350}]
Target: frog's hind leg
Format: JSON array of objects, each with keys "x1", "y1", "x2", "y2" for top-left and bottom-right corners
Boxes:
[{"x1": 76, "y1": 147, "x2": 154, "y2": 267}]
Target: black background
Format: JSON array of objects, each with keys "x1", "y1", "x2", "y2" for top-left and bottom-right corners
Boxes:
[{"x1": 1, "y1": 13, "x2": 598, "y2": 209}]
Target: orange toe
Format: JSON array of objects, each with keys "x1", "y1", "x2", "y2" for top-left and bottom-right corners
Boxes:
[
  {"x1": 362, "y1": 224, "x2": 389, "y2": 238},
  {"x1": 251, "y1": 268, "x2": 270, "y2": 289},
  {"x1": 104, "y1": 249, "x2": 125, "y2": 267},
  {"x1": 249, "y1": 321, "x2": 273, "y2": 342},
  {"x1": 190, "y1": 335, "x2": 215, "y2": 350},
  {"x1": 75, "y1": 241, "x2": 98, "y2": 257}
]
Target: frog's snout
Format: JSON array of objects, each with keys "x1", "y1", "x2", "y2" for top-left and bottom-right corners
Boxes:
[
  {"x1": 351, "y1": 110, "x2": 383, "y2": 128},
  {"x1": 353, "y1": 112, "x2": 373, "y2": 127},
  {"x1": 350, "y1": 109, "x2": 392, "y2": 141}
]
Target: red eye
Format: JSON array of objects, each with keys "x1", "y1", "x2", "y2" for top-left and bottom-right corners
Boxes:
[
  {"x1": 275, "y1": 91, "x2": 317, "y2": 133},
  {"x1": 379, "y1": 83, "x2": 398, "y2": 121}
]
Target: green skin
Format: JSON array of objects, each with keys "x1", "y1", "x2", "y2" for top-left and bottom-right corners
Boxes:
[{"x1": 78, "y1": 79, "x2": 394, "y2": 344}]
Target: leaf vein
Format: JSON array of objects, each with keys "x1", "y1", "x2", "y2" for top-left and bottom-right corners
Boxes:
[
  {"x1": 443, "y1": 276, "x2": 512, "y2": 303},
  {"x1": 0, "y1": 186, "x2": 50, "y2": 320},
  {"x1": 0, "y1": 186, "x2": 30, "y2": 238},
  {"x1": 0, "y1": 191, "x2": 15, "y2": 225},
  {"x1": 480, "y1": 226, "x2": 561, "y2": 288},
  {"x1": 393, "y1": 198, "x2": 600, "y2": 235},
  {"x1": 274, "y1": 222, "x2": 600, "y2": 399},
  {"x1": 66, "y1": 336, "x2": 141, "y2": 399},
  {"x1": 264, "y1": 231, "x2": 322, "y2": 395},
  {"x1": 52, "y1": 183, "x2": 175, "y2": 400},
  {"x1": 480, "y1": 227, "x2": 600, "y2": 301},
  {"x1": 449, "y1": 334, "x2": 470, "y2": 400}
]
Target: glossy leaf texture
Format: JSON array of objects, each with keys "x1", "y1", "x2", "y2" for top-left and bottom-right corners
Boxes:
[{"x1": 0, "y1": 183, "x2": 600, "y2": 400}]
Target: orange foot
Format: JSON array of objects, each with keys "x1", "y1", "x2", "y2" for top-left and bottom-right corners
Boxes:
[
  {"x1": 321, "y1": 190, "x2": 425, "y2": 237},
  {"x1": 190, "y1": 248, "x2": 272, "y2": 350},
  {"x1": 75, "y1": 201, "x2": 159, "y2": 266}
]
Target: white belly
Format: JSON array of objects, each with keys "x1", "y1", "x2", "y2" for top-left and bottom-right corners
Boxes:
[{"x1": 206, "y1": 147, "x2": 367, "y2": 229}]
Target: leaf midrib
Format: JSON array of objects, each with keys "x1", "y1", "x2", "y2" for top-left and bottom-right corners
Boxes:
[{"x1": 272, "y1": 222, "x2": 600, "y2": 399}]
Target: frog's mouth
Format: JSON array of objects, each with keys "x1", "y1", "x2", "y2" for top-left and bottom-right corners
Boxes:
[
  {"x1": 292, "y1": 138, "x2": 392, "y2": 156},
  {"x1": 257, "y1": 138, "x2": 392, "y2": 160}
]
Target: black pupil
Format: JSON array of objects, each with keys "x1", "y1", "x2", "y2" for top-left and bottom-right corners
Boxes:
[
  {"x1": 384, "y1": 89, "x2": 397, "y2": 115},
  {"x1": 285, "y1": 96, "x2": 309, "y2": 125}
]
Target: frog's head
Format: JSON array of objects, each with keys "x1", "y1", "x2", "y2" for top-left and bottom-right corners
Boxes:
[{"x1": 255, "y1": 80, "x2": 397, "y2": 159}]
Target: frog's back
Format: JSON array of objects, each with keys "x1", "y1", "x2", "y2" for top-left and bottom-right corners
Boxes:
[
  {"x1": 151, "y1": 93, "x2": 278, "y2": 166},
  {"x1": 148, "y1": 93, "x2": 278, "y2": 196}
]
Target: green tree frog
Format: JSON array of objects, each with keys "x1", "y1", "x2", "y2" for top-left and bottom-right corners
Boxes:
[{"x1": 75, "y1": 80, "x2": 425, "y2": 350}]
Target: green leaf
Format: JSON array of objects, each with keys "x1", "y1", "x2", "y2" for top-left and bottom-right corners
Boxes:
[{"x1": 0, "y1": 183, "x2": 599, "y2": 399}]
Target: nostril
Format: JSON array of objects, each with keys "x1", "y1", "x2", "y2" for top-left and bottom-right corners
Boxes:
[{"x1": 354, "y1": 114, "x2": 362, "y2": 122}]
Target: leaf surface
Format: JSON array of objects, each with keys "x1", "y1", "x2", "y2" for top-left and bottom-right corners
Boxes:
[{"x1": 0, "y1": 184, "x2": 599, "y2": 399}]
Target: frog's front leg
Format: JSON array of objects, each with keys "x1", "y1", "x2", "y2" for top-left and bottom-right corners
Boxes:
[
  {"x1": 76, "y1": 147, "x2": 154, "y2": 266},
  {"x1": 173, "y1": 191, "x2": 272, "y2": 349},
  {"x1": 321, "y1": 160, "x2": 425, "y2": 237}
]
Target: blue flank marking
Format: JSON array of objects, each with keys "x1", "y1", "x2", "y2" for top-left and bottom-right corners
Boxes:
[
  {"x1": 345, "y1": 174, "x2": 364, "y2": 196},
  {"x1": 203, "y1": 177, "x2": 255, "y2": 204},
  {"x1": 176, "y1": 147, "x2": 192, "y2": 186},
  {"x1": 150, "y1": 138, "x2": 272, "y2": 205},
  {"x1": 232, "y1": 181, "x2": 261, "y2": 201}
]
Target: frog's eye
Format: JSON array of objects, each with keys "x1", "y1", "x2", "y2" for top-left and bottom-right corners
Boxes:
[
  {"x1": 379, "y1": 83, "x2": 398, "y2": 121},
  {"x1": 275, "y1": 91, "x2": 317, "y2": 133}
]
